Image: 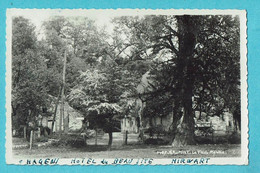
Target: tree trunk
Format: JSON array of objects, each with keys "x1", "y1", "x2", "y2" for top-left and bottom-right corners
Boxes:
[
  {"x1": 172, "y1": 82, "x2": 195, "y2": 146},
  {"x1": 124, "y1": 130, "x2": 128, "y2": 145},
  {"x1": 199, "y1": 104, "x2": 202, "y2": 120},
  {"x1": 95, "y1": 128, "x2": 98, "y2": 145},
  {"x1": 108, "y1": 131, "x2": 113, "y2": 150},
  {"x1": 51, "y1": 87, "x2": 62, "y2": 134},
  {"x1": 60, "y1": 49, "x2": 67, "y2": 133},
  {"x1": 172, "y1": 15, "x2": 197, "y2": 146}
]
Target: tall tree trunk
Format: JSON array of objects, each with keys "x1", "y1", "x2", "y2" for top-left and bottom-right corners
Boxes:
[
  {"x1": 108, "y1": 131, "x2": 113, "y2": 150},
  {"x1": 51, "y1": 87, "x2": 62, "y2": 134},
  {"x1": 172, "y1": 15, "x2": 197, "y2": 146},
  {"x1": 172, "y1": 78, "x2": 195, "y2": 146},
  {"x1": 95, "y1": 128, "x2": 98, "y2": 145},
  {"x1": 124, "y1": 130, "x2": 128, "y2": 145},
  {"x1": 61, "y1": 49, "x2": 67, "y2": 133}
]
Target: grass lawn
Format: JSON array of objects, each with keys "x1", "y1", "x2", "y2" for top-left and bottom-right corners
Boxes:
[
  {"x1": 12, "y1": 132, "x2": 241, "y2": 159},
  {"x1": 12, "y1": 143, "x2": 241, "y2": 159}
]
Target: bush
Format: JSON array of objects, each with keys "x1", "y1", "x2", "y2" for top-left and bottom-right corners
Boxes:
[
  {"x1": 52, "y1": 134, "x2": 86, "y2": 148},
  {"x1": 195, "y1": 136, "x2": 214, "y2": 144},
  {"x1": 35, "y1": 136, "x2": 49, "y2": 143},
  {"x1": 67, "y1": 139, "x2": 86, "y2": 148},
  {"x1": 144, "y1": 138, "x2": 169, "y2": 145},
  {"x1": 228, "y1": 132, "x2": 241, "y2": 144},
  {"x1": 144, "y1": 125, "x2": 167, "y2": 137},
  {"x1": 39, "y1": 126, "x2": 51, "y2": 136}
]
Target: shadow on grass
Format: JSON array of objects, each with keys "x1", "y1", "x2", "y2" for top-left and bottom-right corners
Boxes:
[
  {"x1": 77, "y1": 145, "x2": 109, "y2": 152},
  {"x1": 69, "y1": 139, "x2": 158, "y2": 152},
  {"x1": 51, "y1": 133, "x2": 241, "y2": 154}
]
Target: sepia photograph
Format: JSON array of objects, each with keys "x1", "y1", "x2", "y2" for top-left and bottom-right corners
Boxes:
[{"x1": 5, "y1": 9, "x2": 248, "y2": 165}]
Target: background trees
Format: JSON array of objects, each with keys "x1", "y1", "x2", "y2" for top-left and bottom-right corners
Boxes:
[
  {"x1": 12, "y1": 14, "x2": 241, "y2": 147},
  {"x1": 12, "y1": 17, "x2": 50, "y2": 128}
]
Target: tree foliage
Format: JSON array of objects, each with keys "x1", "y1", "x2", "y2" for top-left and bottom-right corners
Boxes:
[
  {"x1": 113, "y1": 15, "x2": 241, "y2": 145},
  {"x1": 68, "y1": 63, "x2": 136, "y2": 148},
  {"x1": 12, "y1": 14, "x2": 241, "y2": 147},
  {"x1": 12, "y1": 17, "x2": 51, "y2": 128}
]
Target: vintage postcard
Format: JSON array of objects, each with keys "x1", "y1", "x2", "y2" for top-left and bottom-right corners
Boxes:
[{"x1": 5, "y1": 9, "x2": 248, "y2": 165}]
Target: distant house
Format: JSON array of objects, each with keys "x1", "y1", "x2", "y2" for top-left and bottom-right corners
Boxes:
[
  {"x1": 120, "y1": 71, "x2": 236, "y2": 135},
  {"x1": 40, "y1": 101, "x2": 84, "y2": 133},
  {"x1": 121, "y1": 116, "x2": 139, "y2": 133},
  {"x1": 121, "y1": 72, "x2": 174, "y2": 133}
]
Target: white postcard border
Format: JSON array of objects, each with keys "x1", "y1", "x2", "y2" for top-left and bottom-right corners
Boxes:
[{"x1": 5, "y1": 8, "x2": 248, "y2": 165}]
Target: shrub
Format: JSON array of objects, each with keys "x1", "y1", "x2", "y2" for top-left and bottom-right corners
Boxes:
[
  {"x1": 144, "y1": 138, "x2": 168, "y2": 145},
  {"x1": 52, "y1": 134, "x2": 86, "y2": 148},
  {"x1": 35, "y1": 136, "x2": 48, "y2": 143},
  {"x1": 228, "y1": 132, "x2": 241, "y2": 144},
  {"x1": 144, "y1": 125, "x2": 167, "y2": 137}
]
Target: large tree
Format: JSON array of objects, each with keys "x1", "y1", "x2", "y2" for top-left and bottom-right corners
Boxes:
[
  {"x1": 12, "y1": 17, "x2": 52, "y2": 128},
  {"x1": 113, "y1": 15, "x2": 240, "y2": 146},
  {"x1": 68, "y1": 63, "x2": 135, "y2": 149}
]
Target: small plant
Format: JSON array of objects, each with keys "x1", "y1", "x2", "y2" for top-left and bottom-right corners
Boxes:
[
  {"x1": 228, "y1": 132, "x2": 241, "y2": 144},
  {"x1": 35, "y1": 136, "x2": 48, "y2": 143}
]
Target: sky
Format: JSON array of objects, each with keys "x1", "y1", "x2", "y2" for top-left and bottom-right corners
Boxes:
[
  {"x1": 8, "y1": 9, "x2": 242, "y2": 40},
  {"x1": 10, "y1": 9, "x2": 118, "y2": 39}
]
